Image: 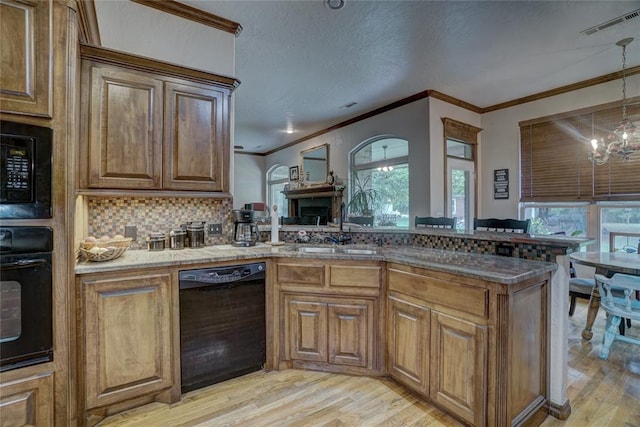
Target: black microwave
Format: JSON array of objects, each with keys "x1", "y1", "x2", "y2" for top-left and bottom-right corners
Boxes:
[{"x1": 0, "y1": 121, "x2": 52, "y2": 219}]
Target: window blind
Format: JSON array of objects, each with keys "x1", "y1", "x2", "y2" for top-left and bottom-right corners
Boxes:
[{"x1": 520, "y1": 100, "x2": 640, "y2": 202}]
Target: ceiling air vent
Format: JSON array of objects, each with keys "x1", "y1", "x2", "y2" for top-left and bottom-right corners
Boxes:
[{"x1": 581, "y1": 8, "x2": 640, "y2": 35}]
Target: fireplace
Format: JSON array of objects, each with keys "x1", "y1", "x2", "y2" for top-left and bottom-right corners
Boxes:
[{"x1": 282, "y1": 185, "x2": 344, "y2": 224}]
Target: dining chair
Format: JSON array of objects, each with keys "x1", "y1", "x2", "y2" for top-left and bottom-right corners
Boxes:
[
  {"x1": 595, "y1": 273, "x2": 640, "y2": 360},
  {"x1": 568, "y1": 262, "x2": 595, "y2": 316},
  {"x1": 415, "y1": 216, "x2": 457, "y2": 229},
  {"x1": 473, "y1": 218, "x2": 531, "y2": 233}
]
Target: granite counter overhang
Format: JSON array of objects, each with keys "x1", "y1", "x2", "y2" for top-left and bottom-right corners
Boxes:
[
  {"x1": 260, "y1": 224, "x2": 595, "y2": 249},
  {"x1": 76, "y1": 244, "x2": 557, "y2": 285}
]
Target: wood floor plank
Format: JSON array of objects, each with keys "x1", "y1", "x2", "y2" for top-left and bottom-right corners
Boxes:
[{"x1": 98, "y1": 300, "x2": 639, "y2": 427}]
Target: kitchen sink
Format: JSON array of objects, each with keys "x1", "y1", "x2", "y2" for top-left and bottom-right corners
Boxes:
[
  {"x1": 296, "y1": 247, "x2": 336, "y2": 253},
  {"x1": 340, "y1": 248, "x2": 378, "y2": 255}
]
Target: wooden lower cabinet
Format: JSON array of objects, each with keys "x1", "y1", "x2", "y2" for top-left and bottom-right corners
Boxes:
[
  {"x1": 0, "y1": 371, "x2": 53, "y2": 427},
  {"x1": 387, "y1": 263, "x2": 550, "y2": 427},
  {"x1": 285, "y1": 295, "x2": 374, "y2": 370},
  {"x1": 78, "y1": 271, "x2": 178, "y2": 425},
  {"x1": 386, "y1": 293, "x2": 429, "y2": 394},
  {"x1": 429, "y1": 311, "x2": 487, "y2": 426}
]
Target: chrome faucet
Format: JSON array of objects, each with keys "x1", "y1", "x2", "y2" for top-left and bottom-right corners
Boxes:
[{"x1": 337, "y1": 202, "x2": 351, "y2": 244}]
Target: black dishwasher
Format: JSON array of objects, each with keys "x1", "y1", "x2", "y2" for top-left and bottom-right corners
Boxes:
[{"x1": 179, "y1": 262, "x2": 266, "y2": 393}]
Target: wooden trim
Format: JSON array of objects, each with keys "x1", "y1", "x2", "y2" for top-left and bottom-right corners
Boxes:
[
  {"x1": 80, "y1": 44, "x2": 240, "y2": 90},
  {"x1": 429, "y1": 90, "x2": 483, "y2": 114},
  {"x1": 264, "y1": 66, "x2": 640, "y2": 156},
  {"x1": 442, "y1": 117, "x2": 482, "y2": 143},
  {"x1": 548, "y1": 399, "x2": 572, "y2": 420},
  {"x1": 264, "y1": 90, "x2": 480, "y2": 156},
  {"x1": 518, "y1": 96, "x2": 640, "y2": 127},
  {"x1": 484, "y1": 65, "x2": 640, "y2": 113},
  {"x1": 131, "y1": 0, "x2": 242, "y2": 37},
  {"x1": 76, "y1": 0, "x2": 101, "y2": 45},
  {"x1": 75, "y1": 189, "x2": 233, "y2": 199}
]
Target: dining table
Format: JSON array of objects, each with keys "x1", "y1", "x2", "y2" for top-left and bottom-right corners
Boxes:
[{"x1": 569, "y1": 251, "x2": 640, "y2": 340}]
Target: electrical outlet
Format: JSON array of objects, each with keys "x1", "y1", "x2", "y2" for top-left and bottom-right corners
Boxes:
[
  {"x1": 124, "y1": 225, "x2": 137, "y2": 241},
  {"x1": 208, "y1": 223, "x2": 222, "y2": 235}
]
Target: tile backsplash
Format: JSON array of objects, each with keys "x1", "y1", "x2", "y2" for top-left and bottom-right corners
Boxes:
[{"x1": 87, "y1": 197, "x2": 234, "y2": 249}]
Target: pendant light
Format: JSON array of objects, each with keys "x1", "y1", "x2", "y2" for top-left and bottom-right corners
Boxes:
[
  {"x1": 377, "y1": 145, "x2": 393, "y2": 172},
  {"x1": 589, "y1": 37, "x2": 640, "y2": 165}
]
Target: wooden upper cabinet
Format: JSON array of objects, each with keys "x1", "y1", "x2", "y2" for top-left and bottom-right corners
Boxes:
[
  {"x1": 163, "y1": 81, "x2": 227, "y2": 191},
  {"x1": 84, "y1": 64, "x2": 163, "y2": 189},
  {"x1": 79, "y1": 45, "x2": 238, "y2": 193},
  {"x1": 0, "y1": 0, "x2": 52, "y2": 117}
]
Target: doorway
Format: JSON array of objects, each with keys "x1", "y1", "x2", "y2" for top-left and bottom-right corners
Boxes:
[{"x1": 447, "y1": 157, "x2": 475, "y2": 231}]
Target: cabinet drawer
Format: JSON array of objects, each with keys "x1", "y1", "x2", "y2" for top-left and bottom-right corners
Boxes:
[
  {"x1": 388, "y1": 268, "x2": 488, "y2": 318},
  {"x1": 329, "y1": 265, "x2": 380, "y2": 288},
  {"x1": 278, "y1": 263, "x2": 324, "y2": 286}
]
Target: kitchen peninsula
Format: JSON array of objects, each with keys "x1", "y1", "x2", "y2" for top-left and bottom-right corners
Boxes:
[{"x1": 75, "y1": 238, "x2": 564, "y2": 427}]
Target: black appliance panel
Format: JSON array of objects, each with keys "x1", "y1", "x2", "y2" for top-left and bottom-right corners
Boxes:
[
  {"x1": 179, "y1": 263, "x2": 266, "y2": 393},
  {"x1": 0, "y1": 121, "x2": 52, "y2": 219},
  {"x1": 0, "y1": 226, "x2": 54, "y2": 372}
]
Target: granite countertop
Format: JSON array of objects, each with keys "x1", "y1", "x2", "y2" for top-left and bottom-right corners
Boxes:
[{"x1": 76, "y1": 243, "x2": 557, "y2": 285}]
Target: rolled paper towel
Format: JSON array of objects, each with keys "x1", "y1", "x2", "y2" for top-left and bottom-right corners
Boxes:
[{"x1": 271, "y1": 205, "x2": 279, "y2": 243}]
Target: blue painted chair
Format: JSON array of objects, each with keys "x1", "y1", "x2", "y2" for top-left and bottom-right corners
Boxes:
[{"x1": 595, "y1": 273, "x2": 640, "y2": 360}]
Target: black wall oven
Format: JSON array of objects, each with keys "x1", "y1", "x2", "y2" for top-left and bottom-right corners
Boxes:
[
  {"x1": 0, "y1": 226, "x2": 53, "y2": 372},
  {"x1": 0, "y1": 120, "x2": 52, "y2": 219}
]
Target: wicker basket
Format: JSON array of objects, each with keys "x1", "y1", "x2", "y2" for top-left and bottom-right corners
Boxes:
[{"x1": 79, "y1": 238, "x2": 132, "y2": 262}]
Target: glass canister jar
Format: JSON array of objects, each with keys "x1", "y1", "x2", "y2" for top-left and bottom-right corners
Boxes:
[
  {"x1": 147, "y1": 232, "x2": 166, "y2": 251},
  {"x1": 186, "y1": 221, "x2": 205, "y2": 248},
  {"x1": 169, "y1": 229, "x2": 186, "y2": 250}
]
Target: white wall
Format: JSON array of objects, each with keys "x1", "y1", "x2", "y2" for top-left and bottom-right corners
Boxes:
[
  {"x1": 94, "y1": 0, "x2": 236, "y2": 77},
  {"x1": 479, "y1": 73, "x2": 640, "y2": 218},
  {"x1": 233, "y1": 153, "x2": 265, "y2": 209},
  {"x1": 260, "y1": 75, "x2": 638, "y2": 221}
]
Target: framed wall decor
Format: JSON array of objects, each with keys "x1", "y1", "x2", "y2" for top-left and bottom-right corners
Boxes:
[
  {"x1": 494, "y1": 168, "x2": 509, "y2": 199},
  {"x1": 289, "y1": 166, "x2": 299, "y2": 181}
]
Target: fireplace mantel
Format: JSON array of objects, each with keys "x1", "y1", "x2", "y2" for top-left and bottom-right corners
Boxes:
[{"x1": 282, "y1": 185, "x2": 344, "y2": 221}]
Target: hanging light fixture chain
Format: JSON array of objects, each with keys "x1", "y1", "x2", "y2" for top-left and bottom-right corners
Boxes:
[{"x1": 621, "y1": 41, "x2": 627, "y2": 120}]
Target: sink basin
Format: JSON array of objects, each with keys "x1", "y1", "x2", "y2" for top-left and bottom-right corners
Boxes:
[
  {"x1": 296, "y1": 247, "x2": 336, "y2": 253},
  {"x1": 340, "y1": 248, "x2": 378, "y2": 255}
]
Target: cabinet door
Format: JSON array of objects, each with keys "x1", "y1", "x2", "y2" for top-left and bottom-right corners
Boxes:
[
  {"x1": 430, "y1": 311, "x2": 487, "y2": 426},
  {"x1": 327, "y1": 300, "x2": 372, "y2": 368},
  {"x1": 287, "y1": 298, "x2": 328, "y2": 363},
  {"x1": 386, "y1": 294, "x2": 430, "y2": 395},
  {"x1": 0, "y1": 0, "x2": 51, "y2": 116},
  {"x1": 83, "y1": 273, "x2": 173, "y2": 409},
  {"x1": 85, "y1": 64, "x2": 163, "y2": 189},
  {"x1": 163, "y1": 81, "x2": 228, "y2": 192},
  {"x1": 0, "y1": 371, "x2": 53, "y2": 426}
]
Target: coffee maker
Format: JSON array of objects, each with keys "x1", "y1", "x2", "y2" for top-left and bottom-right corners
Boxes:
[{"x1": 232, "y1": 209, "x2": 259, "y2": 247}]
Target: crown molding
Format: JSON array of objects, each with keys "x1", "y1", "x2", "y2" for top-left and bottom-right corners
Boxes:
[
  {"x1": 130, "y1": 0, "x2": 242, "y2": 37},
  {"x1": 80, "y1": 44, "x2": 240, "y2": 91},
  {"x1": 76, "y1": 0, "x2": 101, "y2": 45},
  {"x1": 482, "y1": 65, "x2": 640, "y2": 113}
]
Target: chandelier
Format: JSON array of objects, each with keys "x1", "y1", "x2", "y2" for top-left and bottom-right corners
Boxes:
[
  {"x1": 589, "y1": 37, "x2": 640, "y2": 165},
  {"x1": 377, "y1": 145, "x2": 393, "y2": 172}
]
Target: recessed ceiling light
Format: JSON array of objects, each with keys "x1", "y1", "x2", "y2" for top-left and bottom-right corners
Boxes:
[
  {"x1": 341, "y1": 101, "x2": 357, "y2": 109},
  {"x1": 286, "y1": 129, "x2": 293, "y2": 134},
  {"x1": 234, "y1": 145, "x2": 244, "y2": 150},
  {"x1": 325, "y1": 0, "x2": 345, "y2": 11}
]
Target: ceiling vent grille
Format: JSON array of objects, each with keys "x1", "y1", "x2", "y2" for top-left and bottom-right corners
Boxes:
[{"x1": 581, "y1": 8, "x2": 640, "y2": 35}]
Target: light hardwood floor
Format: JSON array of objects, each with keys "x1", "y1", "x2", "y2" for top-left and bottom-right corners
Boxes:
[{"x1": 98, "y1": 300, "x2": 640, "y2": 427}]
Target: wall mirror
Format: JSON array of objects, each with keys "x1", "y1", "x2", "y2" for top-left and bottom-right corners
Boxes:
[{"x1": 301, "y1": 144, "x2": 329, "y2": 182}]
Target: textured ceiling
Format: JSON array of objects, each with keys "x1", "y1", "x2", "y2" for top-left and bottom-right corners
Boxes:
[{"x1": 101, "y1": 1, "x2": 640, "y2": 153}]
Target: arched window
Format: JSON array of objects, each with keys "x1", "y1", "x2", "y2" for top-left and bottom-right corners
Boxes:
[
  {"x1": 267, "y1": 165, "x2": 289, "y2": 217},
  {"x1": 349, "y1": 137, "x2": 409, "y2": 227}
]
